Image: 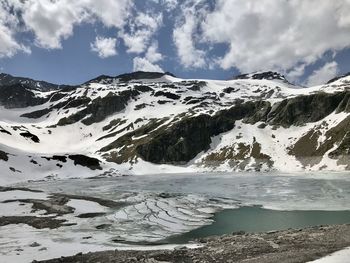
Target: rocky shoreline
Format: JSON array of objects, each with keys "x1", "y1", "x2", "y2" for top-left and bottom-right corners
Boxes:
[{"x1": 37, "y1": 224, "x2": 350, "y2": 263}]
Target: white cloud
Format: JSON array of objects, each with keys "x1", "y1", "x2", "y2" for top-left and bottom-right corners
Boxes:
[
  {"x1": 162, "y1": 0, "x2": 178, "y2": 11},
  {"x1": 1, "y1": 0, "x2": 350, "y2": 84},
  {"x1": 173, "y1": 2, "x2": 207, "y2": 68},
  {"x1": 145, "y1": 41, "x2": 163, "y2": 63},
  {"x1": 11, "y1": 0, "x2": 132, "y2": 49},
  {"x1": 0, "y1": 24, "x2": 30, "y2": 58},
  {"x1": 90, "y1": 36, "x2": 117, "y2": 58},
  {"x1": 120, "y1": 12, "x2": 163, "y2": 54},
  {"x1": 305, "y1": 61, "x2": 339, "y2": 87},
  {"x1": 286, "y1": 64, "x2": 307, "y2": 83},
  {"x1": 133, "y1": 41, "x2": 164, "y2": 72},
  {"x1": 200, "y1": 0, "x2": 350, "y2": 74},
  {"x1": 133, "y1": 57, "x2": 163, "y2": 72},
  {"x1": 0, "y1": 1, "x2": 30, "y2": 57}
]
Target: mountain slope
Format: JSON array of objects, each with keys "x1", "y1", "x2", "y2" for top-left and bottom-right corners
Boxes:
[{"x1": 0, "y1": 71, "x2": 349, "y2": 183}]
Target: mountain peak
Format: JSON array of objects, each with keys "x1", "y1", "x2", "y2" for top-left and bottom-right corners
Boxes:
[
  {"x1": 327, "y1": 72, "x2": 350, "y2": 84},
  {"x1": 234, "y1": 71, "x2": 287, "y2": 82},
  {"x1": 0, "y1": 72, "x2": 67, "y2": 91},
  {"x1": 86, "y1": 71, "x2": 176, "y2": 85},
  {"x1": 116, "y1": 71, "x2": 175, "y2": 82}
]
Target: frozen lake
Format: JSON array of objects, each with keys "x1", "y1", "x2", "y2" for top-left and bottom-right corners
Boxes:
[
  {"x1": 19, "y1": 172, "x2": 350, "y2": 243},
  {"x1": 2, "y1": 172, "x2": 350, "y2": 262}
]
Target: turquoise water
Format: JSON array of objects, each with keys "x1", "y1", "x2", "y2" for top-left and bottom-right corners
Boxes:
[
  {"x1": 168, "y1": 206, "x2": 350, "y2": 243},
  {"x1": 19, "y1": 172, "x2": 350, "y2": 244}
]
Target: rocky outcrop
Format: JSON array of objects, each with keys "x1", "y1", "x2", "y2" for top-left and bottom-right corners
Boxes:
[
  {"x1": 38, "y1": 224, "x2": 350, "y2": 263},
  {"x1": 0, "y1": 150, "x2": 8, "y2": 161},
  {"x1": 119, "y1": 101, "x2": 270, "y2": 164},
  {"x1": 98, "y1": 91, "x2": 350, "y2": 166},
  {"x1": 267, "y1": 91, "x2": 350, "y2": 127},
  {"x1": 85, "y1": 71, "x2": 175, "y2": 85},
  {"x1": 68, "y1": 155, "x2": 102, "y2": 170},
  {"x1": 0, "y1": 84, "x2": 50, "y2": 108},
  {"x1": 0, "y1": 73, "x2": 72, "y2": 91},
  {"x1": 57, "y1": 90, "x2": 139, "y2": 126},
  {"x1": 1, "y1": 71, "x2": 350, "y2": 173},
  {"x1": 234, "y1": 71, "x2": 288, "y2": 82}
]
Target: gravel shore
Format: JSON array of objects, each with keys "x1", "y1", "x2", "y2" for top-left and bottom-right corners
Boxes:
[{"x1": 37, "y1": 224, "x2": 350, "y2": 263}]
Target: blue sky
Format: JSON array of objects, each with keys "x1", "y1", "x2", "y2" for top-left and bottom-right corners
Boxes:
[{"x1": 0, "y1": 0, "x2": 350, "y2": 86}]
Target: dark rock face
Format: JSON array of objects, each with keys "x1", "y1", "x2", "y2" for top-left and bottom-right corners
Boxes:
[
  {"x1": 58, "y1": 90, "x2": 139, "y2": 126},
  {"x1": 234, "y1": 71, "x2": 287, "y2": 82},
  {"x1": 137, "y1": 115, "x2": 218, "y2": 164},
  {"x1": 0, "y1": 150, "x2": 8, "y2": 161},
  {"x1": 268, "y1": 91, "x2": 350, "y2": 127},
  {"x1": 288, "y1": 116, "x2": 350, "y2": 169},
  {"x1": 136, "y1": 101, "x2": 270, "y2": 164},
  {"x1": 85, "y1": 71, "x2": 175, "y2": 84},
  {"x1": 116, "y1": 71, "x2": 175, "y2": 82},
  {"x1": 68, "y1": 155, "x2": 102, "y2": 170},
  {"x1": 22, "y1": 96, "x2": 92, "y2": 119},
  {"x1": 154, "y1": 91, "x2": 181, "y2": 100},
  {"x1": 84, "y1": 75, "x2": 115, "y2": 85},
  {"x1": 21, "y1": 108, "x2": 51, "y2": 119},
  {"x1": 134, "y1": 85, "x2": 154, "y2": 93},
  {"x1": 0, "y1": 84, "x2": 49, "y2": 108},
  {"x1": 42, "y1": 155, "x2": 67, "y2": 163},
  {"x1": 327, "y1": 72, "x2": 350, "y2": 84},
  {"x1": 125, "y1": 92, "x2": 350, "y2": 165},
  {"x1": 19, "y1": 131, "x2": 40, "y2": 143},
  {"x1": 0, "y1": 73, "x2": 70, "y2": 91}
]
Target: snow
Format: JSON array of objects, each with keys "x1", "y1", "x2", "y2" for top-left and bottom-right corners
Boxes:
[
  {"x1": 308, "y1": 247, "x2": 350, "y2": 263},
  {"x1": 0, "y1": 73, "x2": 349, "y2": 185},
  {"x1": 66, "y1": 199, "x2": 108, "y2": 215},
  {"x1": 1, "y1": 172, "x2": 350, "y2": 262}
]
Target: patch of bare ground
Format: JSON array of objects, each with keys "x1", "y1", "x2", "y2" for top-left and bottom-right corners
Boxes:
[{"x1": 37, "y1": 224, "x2": 350, "y2": 263}]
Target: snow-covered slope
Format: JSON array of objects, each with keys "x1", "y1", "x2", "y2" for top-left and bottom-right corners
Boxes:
[{"x1": 0, "y1": 71, "x2": 349, "y2": 184}]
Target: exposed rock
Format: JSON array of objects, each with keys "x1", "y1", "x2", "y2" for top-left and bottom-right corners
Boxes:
[
  {"x1": 0, "y1": 216, "x2": 67, "y2": 229},
  {"x1": 0, "y1": 150, "x2": 9, "y2": 161},
  {"x1": 68, "y1": 155, "x2": 102, "y2": 170},
  {"x1": 234, "y1": 71, "x2": 288, "y2": 82},
  {"x1": 20, "y1": 131, "x2": 40, "y2": 143},
  {"x1": 117, "y1": 71, "x2": 175, "y2": 82},
  {"x1": 0, "y1": 73, "x2": 72, "y2": 91},
  {"x1": 37, "y1": 224, "x2": 350, "y2": 263},
  {"x1": 57, "y1": 90, "x2": 139, "y2": 126},
  {"x1": 153, "y1": 91, "x2": 181, "y2": 100},
  {"x1": 268, "y1": 91, "x2": 349, "y2": 127},
  {"x1": 327, "y1": 72, "x2": 350, "y2": 84},
  {"x1": 0, "y1": 84, "x2": 49, "y2": 108},
  {"x1": 136, "y1": 101, "x2": 270, "y2": 164}
]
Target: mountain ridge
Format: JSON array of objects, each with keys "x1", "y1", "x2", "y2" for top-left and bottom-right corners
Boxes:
[{"x1": 0, "y1": 71, "x2": 349, "y2": 184}]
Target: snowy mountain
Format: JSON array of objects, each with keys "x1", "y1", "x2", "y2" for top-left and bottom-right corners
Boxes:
[{"x1": 0, "y1": 71, "x2": 349, "y2": 183}]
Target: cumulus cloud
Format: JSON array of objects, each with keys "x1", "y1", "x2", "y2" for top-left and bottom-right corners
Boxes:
[
  {"x1": 200, "y1": 0, "x2": 350, "y2": 74},
  {"x1": 133, "y1": 41, "x2": 164, "y2": 72},
  {"x1": 162, "y1": 0, "x2": 178, "y2": 11},
  {"x1": 173, "y1": 2, "x2": 207, "y2": 68},
  {"x1": 145, "y1": 41, "x2": 163, "y2": 63},
  {"x1": 1, "y1": 0, "x2": 350, "y2": 84},
  {"x1": 0, "y1": 1, "x2": 30, "y2": 57},
  {"x1": 120, "y1": 12, "x2": 163, "y2": 54},
  {"x1": 90, "y1": 36, "x2": 117, "y2": 58},
  {"x1": 133, "y1": 57, "x2": 163, "y2": 72},
  {"x1": 0, "y1": 23, "x2": 30, "y2": 58},
  {"x1": 305, "y1": 61, "x2": 339, "y2": 86},
  {"x1": 9, "y1": 0, "x2": 132, "y2": 49}
]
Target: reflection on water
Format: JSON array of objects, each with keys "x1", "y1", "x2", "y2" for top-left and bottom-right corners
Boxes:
[
  {"x1": 17, "y1": 172, "x2": 350, "y2": 243},
  {"x1": 167, "y1": 206, "x2": 350, "y2": 243}
]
